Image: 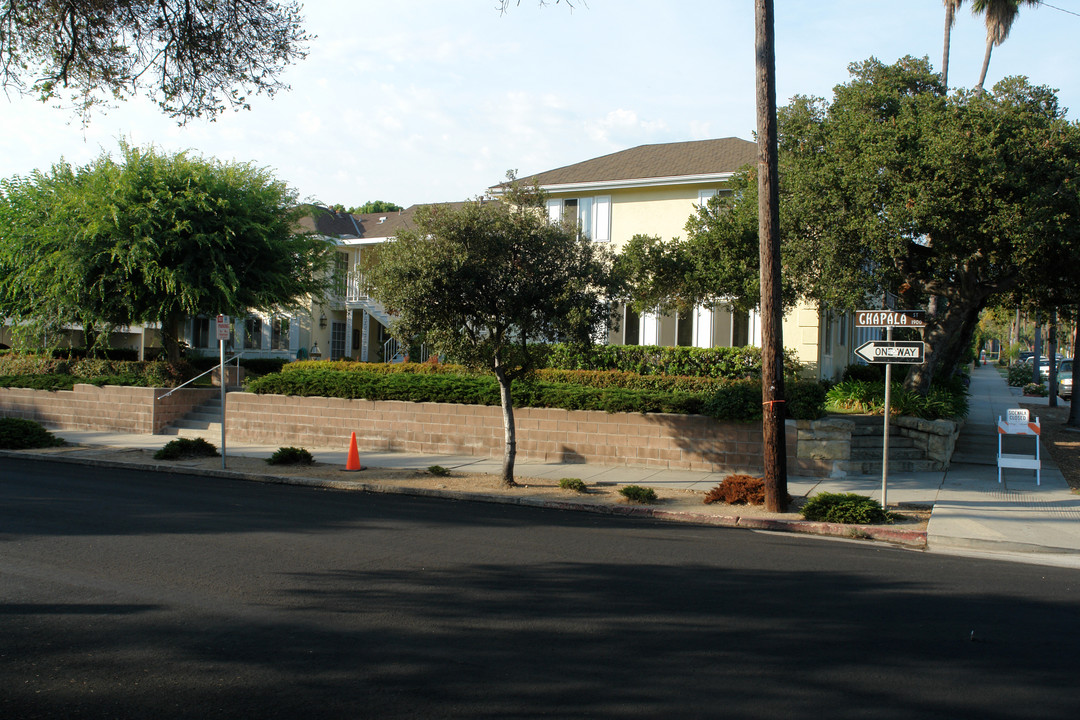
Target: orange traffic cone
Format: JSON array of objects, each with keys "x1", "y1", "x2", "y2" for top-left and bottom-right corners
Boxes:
[{"x1": 345, "y1": 431, "x2": 364, "y2": 471}]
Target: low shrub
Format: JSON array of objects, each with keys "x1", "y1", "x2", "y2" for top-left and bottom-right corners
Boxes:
[
  {"x1": 801, "y1": 492, "x2": 893, "y2": 524},
  {"x1": 824, "y1": 379, "x2": 968, "y2": 420},
  {"x1": 619, "y1": 485, "x2": 658, "y2": 504},
  {"x1": 0, "y1": 374, "x2": 79, "y2": 391},
  {"x1": 786, "y1": 380, "x2": 828, "y2": 420},
  {"x1": 1022, "y1": 382, "x2": 1048, "y2": 396},
  {"x1": 0, "y1": 417, "x2": 65, "y2": 449},
  {"x1": 427, "y1": 465, "x2": 450, "y2": 476},
  {"x1": 266, "y1": 446, "x2": 314, "y2": 465},
  {"x1": 153, "y1": 437, "x2": 219, "y2": 460},
  {"x1": 842, "y1": 364, "x2": 886, "y2": 383},
  {"x1": 558, "y1": 477, "x2": 587, "y2": 493},
  {"x1": 703, "y1": 474, "x2": 765, "y2": 505},
  {"x1": 1008, "y1": 363, "x2": 1035, "y2": 387}
]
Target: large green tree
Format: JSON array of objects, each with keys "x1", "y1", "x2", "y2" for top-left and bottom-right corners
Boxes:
[
  {"x1": 0, "y1": 0, "x2": 310, "y2": 121},
  {"x1": 0, "y1": 144, "x2": 336, "y2": 361},
  {"x1": 780, "y1": 57, "x2": 1080, "y2": 391},
  {"x1": 620, "y1": 57, "x2": 1080, "y2": 393},
  {"x1": 367, "y1": 179, "x2": 614, "y2": 486}
]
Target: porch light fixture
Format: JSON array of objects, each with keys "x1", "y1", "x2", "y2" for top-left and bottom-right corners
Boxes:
[{"x1": 319, "y1": 313, "x2": 327, "y2": 329}]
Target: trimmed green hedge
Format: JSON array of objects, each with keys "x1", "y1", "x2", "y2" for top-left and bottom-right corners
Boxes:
[
  {"x1": 538, "y1": 343, "x2": 803, "y2": 379},
  {"x1": 0, "y1": 355, "x2": 180, "y2": 387},
  {"x1": 247, "y1": 365, "x2": 827, "y2": 421}
]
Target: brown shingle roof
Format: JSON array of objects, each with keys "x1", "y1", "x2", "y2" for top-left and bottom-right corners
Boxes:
[{"x1": 511, "y1": 137, "x2": 757, "y2": 187}]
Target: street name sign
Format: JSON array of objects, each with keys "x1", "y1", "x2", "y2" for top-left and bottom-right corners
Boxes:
[
  {"x1": 855, "y1": 310, "x2": 926, "y2": 328},
  {"x1": 854, "y1": 340, "x2": 925, "y2": 364}
]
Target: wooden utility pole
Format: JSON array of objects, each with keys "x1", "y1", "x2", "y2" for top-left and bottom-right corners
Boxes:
[{"x1": 755, "y1": 0, "x2": 787, "y2": 511}]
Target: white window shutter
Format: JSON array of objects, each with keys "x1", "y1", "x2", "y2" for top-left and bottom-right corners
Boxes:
[
  {"x1": 593, "y1": 195, "x2": 611, "y2": 242},
  {"x1": 578, "y1": 197, "x2": 593, "y2": 239},
  {"x1": 698, "y1": 189, "x2": 718, "y2": 206},
  {"x1": 546, "y1": 199, "x2": 562, "y2": 224}
]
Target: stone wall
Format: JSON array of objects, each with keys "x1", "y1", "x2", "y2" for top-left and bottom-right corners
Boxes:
[
  {"x1": 894, "y1": 415, "x2": 963, "y2": 466},
  {"x1": 0, "y1": 384, "x2": 218, "y2": 434},
  {"x1": 794, "y1": 415, "x2": 961, "y2": 477},
  {"x1": 224, "y1": 392, "x2": 799, "y2": 474}
]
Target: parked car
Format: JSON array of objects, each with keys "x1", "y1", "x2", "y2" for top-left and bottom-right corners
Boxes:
[{"x1": 1058, "y1": 359, "x2": 1073, "y2": 400}]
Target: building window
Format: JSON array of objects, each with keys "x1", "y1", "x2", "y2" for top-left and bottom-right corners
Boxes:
[
  {"x1": 546, "y1": 196, "x2": 611, "y2": 242},
  {"x1": 192, "y1": 317, "x2": 211, "y2": 348},
  {"x1": 624, "y1": 306, "x2": 640, "y2": 345},
  {"x1": 732, "y1": 311, "x2": 749, "y2": 347},
  {"x1": 243, "y1": 316, "x2": 263, "y2": 350},
  {"x1": 333, "y1": 252, "x2": 348, "y2": 297},
  {"x1": 330, "y1": 321, "x2": 346, "y2": 360},
  {"x1": 823, "y1": 310, "x2": 834, "y2": 356},
  {"x1": 676, "y1": 312, "x2": 694, "y2": 347},
  {"x1": 271, "y1": 317, "x2": 290, "y2": 351}
]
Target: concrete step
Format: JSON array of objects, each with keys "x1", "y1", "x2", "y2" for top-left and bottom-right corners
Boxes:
[
  {"x1": 835, "y1": 458, "x2": 941, "y2": 476},
  {"x1": 850, "y1": 447, "x2": 926, "y2": 461},
  {"x1": 169, "y1": 418, "x2": 222, "y2": 431},
  {"x1": 162, "y1": 423, "x2": 222, "y2": 438},
  {"x1": 850, "y1": 435, "x2": 917, "y2": 449}
]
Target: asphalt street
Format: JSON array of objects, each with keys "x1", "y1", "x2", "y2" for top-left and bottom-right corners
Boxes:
[{"x1": 2, "y1": 457, "x2": 1079, "y2": 719}]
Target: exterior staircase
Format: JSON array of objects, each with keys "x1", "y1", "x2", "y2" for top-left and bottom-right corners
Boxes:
[
  {"x1": 163, "y1": 396, "x2": 223, "y2": 440},
  {"x1": 833, "y1": 416, "x2": 942, "y2": 476}
]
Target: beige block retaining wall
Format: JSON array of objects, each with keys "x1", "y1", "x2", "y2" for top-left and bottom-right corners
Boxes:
[
  {"x1": 0, "y1": 384, "x2": 218, "y2": 435},
  {"x1": 1, "y1": 385, "x2": 798, "y2": 474},
  {"x1": 224, "y1": 392, "x2": 799, "y2": 474}
]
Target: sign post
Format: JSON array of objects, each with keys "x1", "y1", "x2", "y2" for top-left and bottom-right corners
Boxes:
[
  {"x1": 854, "y1": 311, "x2": 927, "y2": 509},
  {"x1": 215, "y1": 315, "x2": 231, "y2": 469}
]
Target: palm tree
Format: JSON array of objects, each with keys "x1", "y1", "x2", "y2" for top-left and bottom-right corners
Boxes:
[
  {"x1": 972, "y1": 0, "x2": 1040, "y2": 90},
  {"x1": 942, "y1": 0, "x2": 964, "y2": 89}
]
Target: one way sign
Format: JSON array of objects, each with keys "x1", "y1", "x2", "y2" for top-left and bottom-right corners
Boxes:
[{"x1": 854, "y1": 340, "x2": 925, "y2": 365}]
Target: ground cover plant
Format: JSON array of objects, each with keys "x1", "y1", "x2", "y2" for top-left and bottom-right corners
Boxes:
[
  {"x1": 427, "y1": 465, "x2": 450, "y2": 477},
  {"x1": 266, "y1": 446, "x2": 314, "y2": 466},
  {"x1": 824, "y1": 379, "x2": 968, "y2": 420},
  {"x1": 619, "y1": 485, "x2": 658, "y2": 504},
  {"x1": 153, "y1": 437, "x2": 219, "y2": 460},
  {"x1": 703, "y1": 474, "x2": 766, "y2": 505},
  {"x1": 0, "y1": 417, "x2": 65, "y2": 449},
  {"x1": 558, "y1": 477, "x2": 587, "y2": 493},
  {"x1": 801, "y1": 492, "x2": 893, "y2": 524}
]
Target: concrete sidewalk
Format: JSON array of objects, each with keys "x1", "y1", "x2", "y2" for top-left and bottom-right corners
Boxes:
[
  {"x1": 927, "y1": 364, "x2": 1080, "y2": 560},
  {"x1": 11, "y1": 363, "x2": 1080, "y2": 567}
]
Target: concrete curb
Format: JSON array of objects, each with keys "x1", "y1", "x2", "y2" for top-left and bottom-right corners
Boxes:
[
  {"x1": 929, "y1": 535, "x2": 1080, "y2": 556},
  {"x1": 3, "y1": 448, "x2": 927, "y2": 550}
]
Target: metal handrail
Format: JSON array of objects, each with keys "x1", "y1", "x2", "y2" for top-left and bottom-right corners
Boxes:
[{"x1": 156, "y1": 352, "x2": 243, "y2": 400}]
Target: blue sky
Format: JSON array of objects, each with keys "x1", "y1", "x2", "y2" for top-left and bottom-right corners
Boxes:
[{"x1": 1, "y1": 1, "x2": 1077, "y2": 207}]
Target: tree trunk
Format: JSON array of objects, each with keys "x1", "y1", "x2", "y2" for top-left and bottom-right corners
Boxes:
[
  {"x1": 494, "y1": 363, "x2": 518, "y2": 488},
  {"x1": 1032, "y1": 313, "x2": 1042, "y2": 386},
  {"x1": 942, "y1": 3, "x2": 955, "y2": 89},
  {"x1": 756, "y1": 0, "x2": 787, "y2": 513},
  {"x1": 1069, "y1": 303, "x2": 1080, "y2": 428},
  {"x1": 906, "y1": 296, "x2": 983, "y2": 393},
  {"x1": 1048, "y1": 310, "x2": 1058, "y2": 406},
  {"x1": 977, "y1": 39, "x2": 993, "y2": 90},
  {"x1": 160, "y1": 312, "x2": 184, "y2": 366}
]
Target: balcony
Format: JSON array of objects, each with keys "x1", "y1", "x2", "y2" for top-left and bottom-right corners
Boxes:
[{"x1": 330, "y1": 270, "x2": 375, "y2": 303}]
